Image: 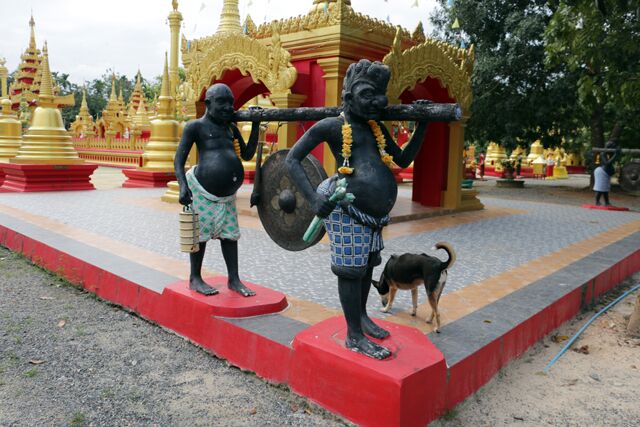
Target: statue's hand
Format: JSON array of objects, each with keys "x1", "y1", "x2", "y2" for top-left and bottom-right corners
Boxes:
[
  {"x1": 248, "y1": 105, "x2": 263, "y2": 124},
  {"x1": 313, "y1": 194, "x2": 337, "y2": 218},
  {"x1": 250, "y1": 190, "x2": 260, "y2": 208},
  {"x1": 179, "y1": 187, "x2": 193, "y2": 206}
]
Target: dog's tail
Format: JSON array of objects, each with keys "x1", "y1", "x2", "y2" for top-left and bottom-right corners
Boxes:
[{"x1": 432, "y1": 242, "x2": 456, "y2": 269}]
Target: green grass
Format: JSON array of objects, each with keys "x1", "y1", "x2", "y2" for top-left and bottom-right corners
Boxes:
[
  {"x1": 442, "y1": 408, "x2": 458, "y2": 421},
  {"x1": 69, "y1": 412, "x2": 86, "y2": 426},
  {"x1": 100, "y1": 388, "x2": 115, "y2": 399},
  {"x1": 24, "y1": 368, "x2": 38, "y2": 378}
]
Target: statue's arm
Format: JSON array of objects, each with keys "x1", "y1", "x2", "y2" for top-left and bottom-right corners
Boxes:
[
  {"x1": 380, "y1": 120, "x2": 429, "y2": 169},
  {"x1": 174, "y1": 121, "x2": 196, "y2": 205},
  {"x1": 286, "y1": 120, "x2": 336, "y2": 217},
  {"x1": 231, "y1": 123, "x2": 260, "y2": 161}
]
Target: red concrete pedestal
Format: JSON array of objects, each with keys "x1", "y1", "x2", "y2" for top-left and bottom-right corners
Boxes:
[
  {"x1": 581, "y1": 204, "x2": 630, "y2": 212},
  {"x1": 290, "y1": 317, "x2": 447, "y2": 427},
  {"x1": 163, "y1": 277, "x2": 288, "y2": 318},
  {"x1": 122, "y1": 169, "x2": 176, "y2": 188},
  {"x1": 0, "y1": 163, "x2": 98, "y2": 192}
]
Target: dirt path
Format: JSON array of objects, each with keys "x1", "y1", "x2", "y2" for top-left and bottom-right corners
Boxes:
[
  {"x1": 0, "y1": 247, "x2": 348, "y2": 427},
  {"x1": 431, "y1": 273, "x2": 640, "y2": 427}
]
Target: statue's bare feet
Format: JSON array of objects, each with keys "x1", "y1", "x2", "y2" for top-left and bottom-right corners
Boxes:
[
  {"x1": 362, "y1": 315, "x2": 390, "y2": 339},
  {"x1": 189, "y1": 277, "x2": 219, "y2": 296},
  {"x1": 346, "y1": 335, "x2": 392, "y2": 360},
  {"x1": 228, "y1": 279, "x2": 256, "y2": 297}
]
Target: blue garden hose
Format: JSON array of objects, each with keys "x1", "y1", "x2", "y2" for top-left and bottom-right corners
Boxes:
[{"x1": 543, "y1": 283, "x2": 640, "y2": 373}]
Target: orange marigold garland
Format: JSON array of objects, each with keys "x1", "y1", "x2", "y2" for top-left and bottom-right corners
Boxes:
[{"x1": 339, "y1": 117, "x2": 394, "y2": 175}]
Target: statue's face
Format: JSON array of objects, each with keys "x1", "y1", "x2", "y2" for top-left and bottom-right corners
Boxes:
[
  {"x1": 346, "y1": 81, "x2": 388, "y2": 120},
  {"x1": 205, "y1": 85, "x2": 234, "y2": 122}
]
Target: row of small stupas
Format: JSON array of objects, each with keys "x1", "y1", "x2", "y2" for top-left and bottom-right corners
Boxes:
[
  {"x1": 70, "y1": 72, "x2": 153, "y2": 141},
  {"x1": 465, "y1": 141, "x2": 587, "y2": 179}
]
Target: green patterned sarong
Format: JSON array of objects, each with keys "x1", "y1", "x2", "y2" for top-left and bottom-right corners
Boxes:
[{"x1": 186, "y1": 167, "x2": 241, "y2": 242}]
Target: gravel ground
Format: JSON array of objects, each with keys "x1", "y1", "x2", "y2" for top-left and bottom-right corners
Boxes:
[
  {"x1": 0, "y1": 247, "x2": 348, "y2": 427},
  {"x1": 431, "y1": 273, "x2": 640, "y2": 427}
]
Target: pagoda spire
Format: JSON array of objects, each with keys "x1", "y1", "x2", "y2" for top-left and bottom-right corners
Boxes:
[
  {"x1": 28, "y1": 14, "x2": 37, "y2": 50},
  {"x1": 109, "y1": 73, "x2": 117, "y2": 101},
  {"x1": 38, "y1": 49, "x2": 55, "y2": 107},
  {"x1": 157, "y1": 52, "x2": 173, "y2": 118},
  {"x1": 80, "y1": 88, "x2": 89, "y2": 111},
  {"x1": 217, "y1": 0, "x2": 242, "y2": 34}
]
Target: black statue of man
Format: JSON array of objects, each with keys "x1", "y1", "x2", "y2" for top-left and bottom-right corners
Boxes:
[
  {"x1": 286, "y1": 60, "x2": 431, "y2": 359},
  {"x1": 175, "y1": 83, "x2": 260, "y2": 297}
]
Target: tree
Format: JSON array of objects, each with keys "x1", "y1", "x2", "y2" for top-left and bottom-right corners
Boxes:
[
  {"x1": 545, "y1": 0, "x2": 640, "y2": 150},
  {"x1": 430, "y1": 0, "x2": 582, "y2": 152}
]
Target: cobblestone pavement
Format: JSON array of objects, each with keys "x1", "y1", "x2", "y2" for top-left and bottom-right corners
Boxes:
[{"x1": 0, "y1": 171, "x2": 637, "y2": 316}]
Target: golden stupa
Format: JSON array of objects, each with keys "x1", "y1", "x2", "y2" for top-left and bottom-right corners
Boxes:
[{"x1": 11, "y1": 50, "x2": 82, "y2": 165}]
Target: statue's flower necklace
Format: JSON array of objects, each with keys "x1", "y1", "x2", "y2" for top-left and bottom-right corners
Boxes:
[{"x1": 339, "y1": 115, "x2": 394, "y2": 175}]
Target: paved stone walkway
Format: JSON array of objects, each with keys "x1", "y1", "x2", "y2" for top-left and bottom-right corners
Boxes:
[{"x1": 0, "y1": 170, "x2": 637, "y2": 317}]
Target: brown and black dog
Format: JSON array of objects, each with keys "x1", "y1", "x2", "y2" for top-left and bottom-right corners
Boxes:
[{"x1": 371, "y1": 242, "x2": 456, "y2": 332}]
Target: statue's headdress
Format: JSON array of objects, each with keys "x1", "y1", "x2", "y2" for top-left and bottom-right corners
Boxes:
[{"x1": 342, "y1": 60, "x2": 390, "y2": 102}]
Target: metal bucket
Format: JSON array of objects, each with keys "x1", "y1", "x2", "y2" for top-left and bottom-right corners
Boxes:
[{"x1": 179, "y1": 205, "x2": 200, "y2": 253}]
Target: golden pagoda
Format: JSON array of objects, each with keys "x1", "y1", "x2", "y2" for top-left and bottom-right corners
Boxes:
[
  {"x1": 0, "y1": 57, "x2": 22, "y2": 166},
  {"x1": 485, "y1": 142, "x2": 507, "y2": 168},
  {"x1": 70, "y1": 89, "x2": 96, "y2": 138},
  {"x1": 0, "y1": 99, "x2": 23, "y2": 161},
  {"x1": 527, "y1": 140, "x2": 544, "y2": 165},
  {"x1": 9, "y1": 14, "x2": 41, "y2": 110},
  {"x1": 95, "y1": 74, "x2": 127, "y2": 138},
  {"x1": 11, "y1": 51, "x2": 81, "y2": 165},
  {"x1": 122, "y1": 54, "x2": 179, "y2": 188}
]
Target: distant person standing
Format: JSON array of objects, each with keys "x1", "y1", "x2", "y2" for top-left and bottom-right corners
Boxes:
[
  {"x1": 478, "y1": 152, "x2": 486, "y2": 180},
  {"x1": 593, "y1": 142, "x2": 620, "y2": 206}
]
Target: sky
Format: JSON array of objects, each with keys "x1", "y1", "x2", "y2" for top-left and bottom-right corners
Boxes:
[{"x1": 0, "y1": 0, "x2": 440, "y2": 85}]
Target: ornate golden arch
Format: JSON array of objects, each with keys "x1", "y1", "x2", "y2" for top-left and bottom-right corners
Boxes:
[
  {"x1": 383, "y1": 29, "x2": 473, "y2": 113},
  {"x1": 182, "y1": 25, "x2": 298, "y2": 98}
]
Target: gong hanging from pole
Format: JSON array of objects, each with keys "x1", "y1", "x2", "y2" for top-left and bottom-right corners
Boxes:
[{"x1": 256, "y1": 150, "x2": 328, "y2": 251}]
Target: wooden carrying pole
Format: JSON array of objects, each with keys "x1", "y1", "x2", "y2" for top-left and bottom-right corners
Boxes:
[{"x1": 233, "y1": 103, "x2": 462, "y2": 123}]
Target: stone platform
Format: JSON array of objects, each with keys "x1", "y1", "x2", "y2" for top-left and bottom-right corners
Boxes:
[{"x1": 0, "y1": 168, "x2": 638, "y2": 426}]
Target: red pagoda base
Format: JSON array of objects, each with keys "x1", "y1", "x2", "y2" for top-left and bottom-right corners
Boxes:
[
  {"x1": 0, "y1": 163, "x2": 98, "y2": 192},
  {"x1": 122, "y1": 169, "x2": 176, "y2": 188}
]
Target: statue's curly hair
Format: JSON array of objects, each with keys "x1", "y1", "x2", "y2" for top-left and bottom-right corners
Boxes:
[{"x1": 341, "y1": 59, "x2": 390, "y2": 106}]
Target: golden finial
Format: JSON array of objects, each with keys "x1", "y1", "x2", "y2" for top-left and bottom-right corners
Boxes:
[
  {"x1": 81, "y1": 88, "x2": 89, "y2": 109},
  {"x1": 110, "y1": 73, "x2": 117, "y2": 101},
  {"x1": 28, "y1": 13, "x2": 37, "y2": 50},
  {"x1": 160, "y1": 53, "x2": 171, "y2": 98},
  {"x1": 172, "y1": 0, "x2": 178, "y2": 11}
]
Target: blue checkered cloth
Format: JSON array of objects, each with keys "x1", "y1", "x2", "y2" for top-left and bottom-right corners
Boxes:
[{"x1": 317, "y1": 177, "x2": 390, "y2": 277}]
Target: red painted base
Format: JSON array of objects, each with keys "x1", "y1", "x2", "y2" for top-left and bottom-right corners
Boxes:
[
  {"x1": 290, "y1": 316, "x2": 447, "y2": 427},
  {"x1": 164, "y1": 277, "x2": 288, "y2": 318},
  {"x1": 581, "y1": 204, "x2": 630, "y2": 211},
  {"x1": 122, "y1": 169, "x2": 176, "y2": 188},
  {"x1": 567, "y1": 166, "x2": 587, "y2": 174},
  {"x1": 0, "y1": 163, "x2": 97, "y2": 192},
  {"x1": 1, "y1": 218, "x2": 637, "y2": 427}
]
